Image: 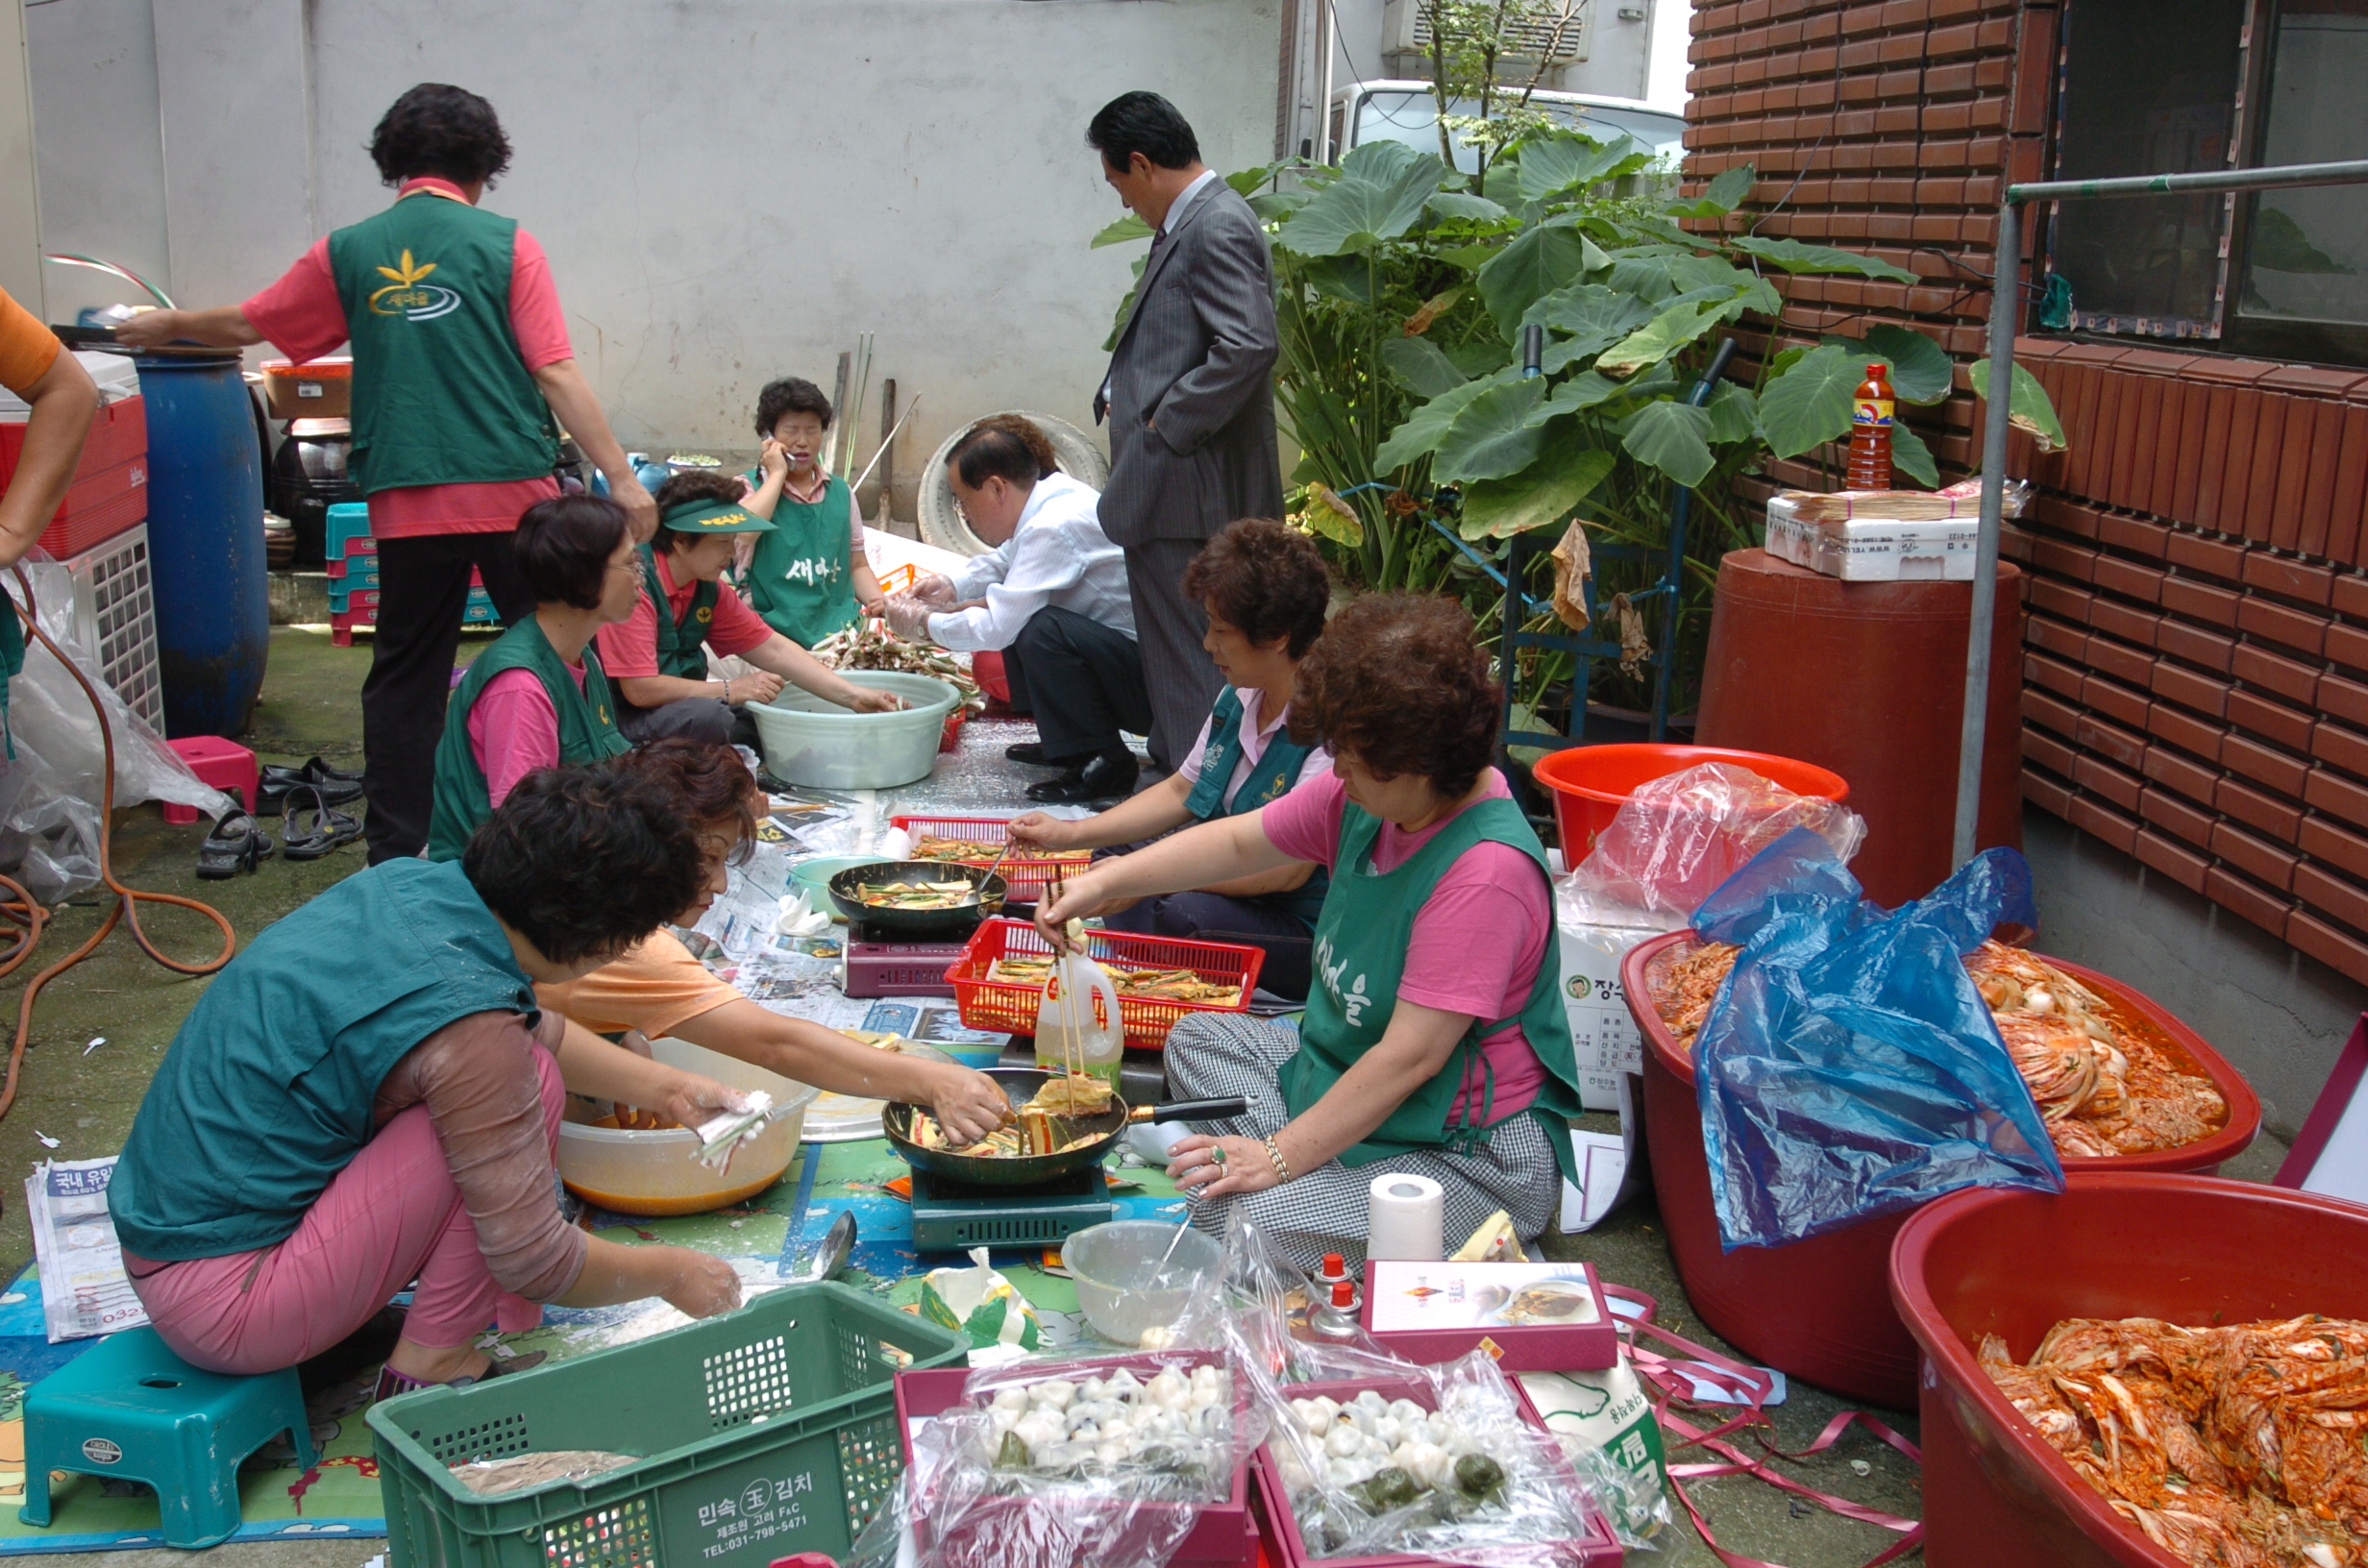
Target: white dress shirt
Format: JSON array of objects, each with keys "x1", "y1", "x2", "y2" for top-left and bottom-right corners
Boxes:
[{"x1": 927, "y1": 471, "x2": 1136, "y2": 653}]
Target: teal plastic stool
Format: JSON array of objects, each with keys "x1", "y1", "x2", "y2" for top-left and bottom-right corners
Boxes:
[{"x1": 17, "y1": 1327, "x2": 315, "y2": 1548}]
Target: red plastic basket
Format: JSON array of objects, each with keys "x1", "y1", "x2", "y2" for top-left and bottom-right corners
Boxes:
[
  {"x1": 889, "y1": 815, "x2": 1094, "y2": 904},
  {"x1": 1248, "y1": 1374, "x2": 1621, "y2": 1568},
  {"x1": 894, "y1": 1352, "x2": 1258, "y2": 1568},
  {"x1": 948, "y1": 919, "x2": 1261, "y2": 1050}
]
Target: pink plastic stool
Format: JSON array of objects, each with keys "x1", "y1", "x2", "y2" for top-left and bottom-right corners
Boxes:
[{"x1": 160, "y1": 737, "x2": 258, "y2": 825}]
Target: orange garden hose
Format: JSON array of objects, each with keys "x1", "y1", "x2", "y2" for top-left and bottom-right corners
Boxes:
[{"x1": 0, "y1": 561, "x2": 235, "y2": 1121}]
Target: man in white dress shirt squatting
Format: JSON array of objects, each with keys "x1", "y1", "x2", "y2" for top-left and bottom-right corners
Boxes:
[{"x1": 887, "y1": 422, "x2": 1146, "y2": 804}]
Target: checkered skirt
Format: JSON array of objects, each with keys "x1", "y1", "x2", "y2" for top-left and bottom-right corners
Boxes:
[{"x1": 1163, "y1": 1013, "x2": 1562, "y2": 1273}]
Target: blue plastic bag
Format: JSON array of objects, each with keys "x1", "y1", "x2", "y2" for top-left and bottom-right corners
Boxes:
[{"x1": 1689, "y1": 829, "x2": 2064, "y2": 1249}]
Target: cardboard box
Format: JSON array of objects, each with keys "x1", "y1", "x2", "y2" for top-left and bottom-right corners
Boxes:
[
  {"x1": 1557, "y1": 916, "x2": 1660, "y2": 1111},
  {"x1": 261, "y1": 357, "x2": 352, "y2": 421},
  {"x1": 1764, "y1": 495, "x2": 1976, "y2": 581}
]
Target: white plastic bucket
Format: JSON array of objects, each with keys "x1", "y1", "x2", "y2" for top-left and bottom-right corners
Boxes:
[{"x1": 747, "y1": 671, "x2": 957, "y2": 790}]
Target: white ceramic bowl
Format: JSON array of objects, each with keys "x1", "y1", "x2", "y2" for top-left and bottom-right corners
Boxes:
[
  {"x1": 747, "y1": 671, "x2": 958, "y2": 791},
  {"x1": 556, "y1": 1037, "x2": 818, "y2": 1216}
]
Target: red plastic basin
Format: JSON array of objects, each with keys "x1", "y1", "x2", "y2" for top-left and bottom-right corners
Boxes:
[
  {"x1": 1619, "y1": 931, "x2": 2261, "y2": 1409},
  {"x1": 1890, "y1": 1173, "x2": 2368, "y2": 1568},
  {"x1": 1530, "y1": 742, "x2": 1849, "y2": 870}
]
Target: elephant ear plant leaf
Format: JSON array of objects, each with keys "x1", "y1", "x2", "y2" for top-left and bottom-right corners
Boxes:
[{"x1": 1139, "y1": 124, "x2": 2059, "y2": 715}]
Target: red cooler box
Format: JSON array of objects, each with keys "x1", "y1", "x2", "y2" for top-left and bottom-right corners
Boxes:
[{"x1": 0, "y1": 395, "x2": 149, "y2": 558}]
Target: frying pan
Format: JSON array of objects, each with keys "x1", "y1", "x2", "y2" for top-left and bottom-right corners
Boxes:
[
  {"x1": 883, "y1": 1066, "x2": 1247, "y2": 1188},
  {"x1": 827, "y1": 858, "x2": 1006, "y2": 939}
]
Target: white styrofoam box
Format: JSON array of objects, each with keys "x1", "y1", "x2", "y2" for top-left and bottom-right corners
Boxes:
[
  {"x1": 1764, "y1": 496, "x2": 1976, "y2": 581},
  {"x1": 1558, "y1": 917, "x2": 1662, "y2": 1111},
  {"x1": 0, "y1": 351, "x2": 143, "y2": 418},
  {"x1": 61, "y1": 525, "x2": 163, "y2": 733}
]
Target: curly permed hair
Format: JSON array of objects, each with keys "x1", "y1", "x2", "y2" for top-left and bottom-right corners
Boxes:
[
  {"x1": 604, "y1": 740, "x2": 760, "y2": 869},
  {"x1": 368, "y1": 84, "x2": 512, "y2": 187},
  {"x1": 462, "y1": 767, "x2": 709, "y2": 966},
  {"x1": 1182, "y1": 518, "x2": 1330, "y2": 659},
  {"x1": 1286, "y1": 592, "x2": 1497, "y2": 797}
]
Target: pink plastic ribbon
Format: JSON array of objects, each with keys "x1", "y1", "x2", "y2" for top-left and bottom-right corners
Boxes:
[{"x1": 1602, "y1": 1286, "x2": 1923, "y2": 1568}]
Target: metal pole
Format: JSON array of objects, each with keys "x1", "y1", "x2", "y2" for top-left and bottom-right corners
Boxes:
[
  {"x1": 2008, "y1": 158, "x2": 2368, "y2": 204},
  {"x1": 1953, "y1": 198, "x2": 2023, "y2": 868}
]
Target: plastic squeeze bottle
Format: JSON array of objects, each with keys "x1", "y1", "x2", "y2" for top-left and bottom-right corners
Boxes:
[
  {"x1": 1847, "y1": 362, "x2": 1895, "y2": 491},
  {"x1": 1034, "y1": 939, "x2": 1122, "y2": 1088}
]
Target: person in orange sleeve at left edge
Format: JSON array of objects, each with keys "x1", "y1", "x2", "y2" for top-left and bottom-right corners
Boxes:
[{"x1": 0, "y1": 284, "x2": 99, "y2": 757}]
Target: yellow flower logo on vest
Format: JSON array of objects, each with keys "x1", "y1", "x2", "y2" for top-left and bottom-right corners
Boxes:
[
  {"x1": 368, "y1": 250, "x2": 463, "y2": 321},
  {"x1": 694, "y1": 605, "x2": 714, "y2": 624}
]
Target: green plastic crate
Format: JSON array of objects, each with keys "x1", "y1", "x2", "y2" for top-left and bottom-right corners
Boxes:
[{"x1": 365, "y1": 1283, "x2": 966, "y2": 1568}]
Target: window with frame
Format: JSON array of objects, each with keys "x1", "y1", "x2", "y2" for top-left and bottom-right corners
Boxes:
[{"x1": 2043, "y1": 0, "x2": 2368, "y2": 367}]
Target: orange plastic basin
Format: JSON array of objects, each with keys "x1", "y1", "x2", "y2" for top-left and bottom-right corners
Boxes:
[{"x1": 1531, "y1": 743, "x2": 1849, "y2": 871}]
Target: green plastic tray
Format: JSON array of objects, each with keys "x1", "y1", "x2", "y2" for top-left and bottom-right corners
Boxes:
[{"x1": 366, "y1": 1282, "x2": 967, "y2": 1568}]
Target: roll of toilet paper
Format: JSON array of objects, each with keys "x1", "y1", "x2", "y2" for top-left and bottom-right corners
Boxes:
[{"x1": 1366, "y1": 1172, "x2": 1445, "y2": 1262}]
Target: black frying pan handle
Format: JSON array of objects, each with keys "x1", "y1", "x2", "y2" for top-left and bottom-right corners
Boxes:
[{"x1": 1143, "y1": 1096, "x2": 1249, "y2": 1123}]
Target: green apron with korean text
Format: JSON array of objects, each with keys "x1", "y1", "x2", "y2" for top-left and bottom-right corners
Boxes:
[
  {"x1": 745, "y1": 470, "x2": 860, "y2": 646},
  {"x1": 1184, "y1": 688, "x2": 1328, "y2": 927},
  {"x1": 1280, "y1": 793, "x2": 1583, "y2": 1183},
  {"x1": 640, "y1": 545, "x2": 719, "y2": 680},
  {"x1": 426, "y1": 617, "x2": 631, "y2": 863},
  {"x1": 327, "y1": 190, "x2": 559, "y2": 495},
  {"x1": 110, "y1": 857, "x2": 541, "y2": 1261}
]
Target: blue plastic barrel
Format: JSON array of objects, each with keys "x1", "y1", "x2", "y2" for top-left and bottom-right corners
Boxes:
[{"x1": 134, "y1": 353, "x2": 269, "y2": 738}]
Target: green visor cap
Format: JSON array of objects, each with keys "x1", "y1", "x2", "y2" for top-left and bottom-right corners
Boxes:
[{"x1": 659, "y1": 500, "x2": 777, "y2": 535}]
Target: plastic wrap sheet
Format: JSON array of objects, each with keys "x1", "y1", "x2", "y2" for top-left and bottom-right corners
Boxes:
[
  {"x1": 1251, "y1": 1354, "x2": 1607, "y2": 1567},
  {"x1": 1558, "y1": 763, "x2": 1865, "y2": 930},
  {"x1": 1690, "y1": 831, "x2": 2064, "y2": 1250},
  {"x1": 0, "y1": 559, "x2": 224, "y2": 900},
  {"x1": 853, "y1": 1348, "x2": 1260, "y2": 1568}
]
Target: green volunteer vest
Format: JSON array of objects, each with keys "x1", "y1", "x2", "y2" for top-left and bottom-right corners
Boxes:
[
  {"x1": 745, "y1": 469, "x2": 860, "y2": 645},
  {"x1": 1184, "y1": 689, "x2": 1328, "y2": 927},
  {"x1": 426, "y1": 616, "x2": 631, "y2": 863},
  {"x1": 0, "y1": 607, "x2": 20, "y2": 760},
  {"x1": 638, "y1": 545, "x2": 720, "y2": 679},
  {"x1": 110, "y1": 858, "x2": 541, "y2": 1262},
  {"x1": 1281, "y1": 791, "x2": 1583, "y2": 1183},
  {"x1": 327, "y1": 189, "x2": 559, "y2": 495}
]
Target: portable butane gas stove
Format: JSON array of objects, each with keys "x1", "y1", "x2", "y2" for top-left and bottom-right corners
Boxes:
[
  {"x1": 906, "y1": 1165, "x2": 1114, "y2": 1251},
  {"x1": 840, "y1": 917, "x2": 967, "y2": 998}
]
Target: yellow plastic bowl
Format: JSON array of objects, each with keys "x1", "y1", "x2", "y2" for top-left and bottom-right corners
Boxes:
[{"x1": 557, "y1": 1037, "x2": 817, "y2": 1216}]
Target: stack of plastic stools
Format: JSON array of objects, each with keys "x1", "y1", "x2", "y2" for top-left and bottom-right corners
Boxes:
[
  {"x1": 461, "y1": 568, "x2": 500, "y2": 629},
  {"x1": 160, "y1": 736, "x2": 259, "y2": 825},
  {"x1": 324, "y1": 501, "x2": 377, "y2": 646},
  {"x1": 17, "y1": 1326, "x2": 316, "y2": 1548}
]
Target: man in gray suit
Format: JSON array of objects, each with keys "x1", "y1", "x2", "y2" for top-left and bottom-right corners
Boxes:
[{"x1": 1088, "y1": 91, "x2": 1283, "y2": 783}]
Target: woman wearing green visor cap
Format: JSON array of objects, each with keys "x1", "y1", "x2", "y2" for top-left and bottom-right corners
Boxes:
[{"x1": 595, "y1": 472, "x2": 900, "y2": 746}]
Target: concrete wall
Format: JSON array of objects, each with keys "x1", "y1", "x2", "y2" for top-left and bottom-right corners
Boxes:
[
  {"x1": 0, "y1": 0, "x2": 43, "y2": 314},
  {"x1": 22, "y1": 0, "x2": 168, "y2": 321},
  {"x1": 26, "y1": 0, "x2": 1283, "y2": 512},
  {"x1": 2025, "y1": 804, "x2": 2357, "y2": 1149}
]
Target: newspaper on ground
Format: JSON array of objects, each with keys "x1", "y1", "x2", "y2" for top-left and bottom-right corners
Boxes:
[{"x1": 24, "y1": 1155, "x2": 148, "y2": 1343}]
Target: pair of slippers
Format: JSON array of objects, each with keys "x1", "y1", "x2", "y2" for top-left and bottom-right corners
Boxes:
[{"x1": 198, "y1": 784, "x2": 361, "y2": 878}]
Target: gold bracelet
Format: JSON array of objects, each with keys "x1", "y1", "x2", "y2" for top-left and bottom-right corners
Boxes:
[{"x1": 1263, "y1": 1135, "x2": 1293, "y2": 1183}]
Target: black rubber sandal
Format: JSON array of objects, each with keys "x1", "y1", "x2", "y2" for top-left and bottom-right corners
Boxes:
[
  {"x1": 281, "y1": 784, "x2": 364, "y2": 861},
  {"x1": 195, "y1": 811, "x2": 272, "y2": 879}
]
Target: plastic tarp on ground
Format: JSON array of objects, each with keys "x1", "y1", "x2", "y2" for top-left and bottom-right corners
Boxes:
[{"x1": 1689, "y1": 832, "x2": 2065, "y2": 1249}]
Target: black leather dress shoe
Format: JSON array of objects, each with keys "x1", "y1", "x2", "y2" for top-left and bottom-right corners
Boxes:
[
  {"x1": 1005, "y1": 742, "x2": 1057, "y2": 767},
  {"x1": 1026, "y1": 751, "x2": 1140, "y2": 804}
]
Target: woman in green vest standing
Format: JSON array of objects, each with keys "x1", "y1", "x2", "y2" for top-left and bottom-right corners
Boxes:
[
  {"x1": 111, "y1": 763, "x2": 751, "y2": 1392},
  {"x1": 1037, "y1": 593, "x2": 1585, "y2": 1270},
  {"x1": 741, "y1": 378, "x2": 887, "y2": 643},
  {"x1": 1007, "y1": 518, "x2": 1332, "y2": 1000},
  {"x1": 426, "y1": 494, "x2": 638, "y2": 860},
  {"x1": 117, "y1": 84, "x2": 656, "y2": 866}
]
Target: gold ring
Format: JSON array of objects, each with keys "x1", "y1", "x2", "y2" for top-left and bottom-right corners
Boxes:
[{"x1": 1209, "y1": 1145, "x2": 1227, "y2": 1167}]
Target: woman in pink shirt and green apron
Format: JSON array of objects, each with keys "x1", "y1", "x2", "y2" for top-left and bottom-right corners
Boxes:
[{"x1": 1038, "y1": 593, "x2": 1584, "y2": 1270}]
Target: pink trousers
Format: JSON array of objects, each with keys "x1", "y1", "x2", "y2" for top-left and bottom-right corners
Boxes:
[{"x1": 126, "y1": 1047, "x2": 566, "y2": 1376}]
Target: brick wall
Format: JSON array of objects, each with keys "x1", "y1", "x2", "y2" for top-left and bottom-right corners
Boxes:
[{"x1": 1684, "y1": 0, "x2": 2368, "y2": 987}]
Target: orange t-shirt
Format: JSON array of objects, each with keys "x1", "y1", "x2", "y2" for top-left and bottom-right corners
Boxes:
[{"x1": 0, "y1": 286, "x2": 61, "y2": 399}]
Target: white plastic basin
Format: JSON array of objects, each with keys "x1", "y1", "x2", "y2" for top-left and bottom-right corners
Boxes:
[
  {"x1": 556, "y1": 1037, "x2": 818, "y2": 1216},
  {"x1": 747, "y1": 671, "x2": 957, "y2": 790}
]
